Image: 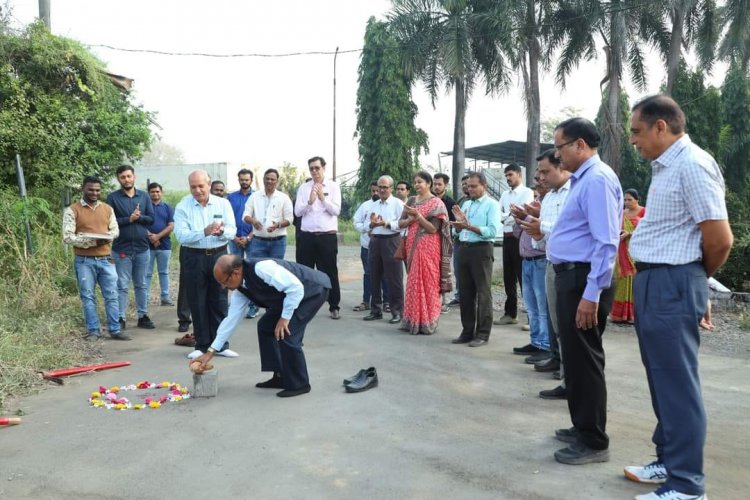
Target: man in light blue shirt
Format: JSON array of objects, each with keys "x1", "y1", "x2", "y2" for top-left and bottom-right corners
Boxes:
[
  {"x1": 546, "y1": 118, "x2": 622, "y2": 466},
  {"x1": 449, "y1": 171, "x2": 501, "y2": 347},
  {"x1": 174, "y1": 170, "x2": 238, "y2": 358}
]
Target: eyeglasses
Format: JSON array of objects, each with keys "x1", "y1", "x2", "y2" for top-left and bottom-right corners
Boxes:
[
  {"x1": 554, "y1": 138, "x2": 578, "y2": 151},
  {"x1": 309, "y1": 166, "x2": 322, "y2": 171},
  {"x1": 377, "y1": 185, "x2": 392, "y2": 189},
  {"x1": 218, "y1": 269, "x2": 236, "y2": 287}
]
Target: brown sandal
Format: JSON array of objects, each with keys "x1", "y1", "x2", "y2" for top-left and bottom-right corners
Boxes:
[
  {"x1": 174, "y1": 334, "x2": 196, "y2": 347},
  {"x1": 352, "y1": 302, "x2": 370, "y2": 312}
]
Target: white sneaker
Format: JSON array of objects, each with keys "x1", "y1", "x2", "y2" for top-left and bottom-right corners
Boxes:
[
  {"x1": 625, "y1": 461, "x2": 668, "y2": 484},
  {"x1": 635, "y1": 488, "x2": 706, "y2": 500},
  {"x1": 216, "y1": 348, "x2": 239, "y2": 358},
  {"x1": 187, "y1": 350, "x2": 203, "y2": 360}
]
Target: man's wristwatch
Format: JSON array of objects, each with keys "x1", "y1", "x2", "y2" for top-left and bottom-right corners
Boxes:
[{"x1": 207, "y1": 347, "x2": 217, "y2": 354}]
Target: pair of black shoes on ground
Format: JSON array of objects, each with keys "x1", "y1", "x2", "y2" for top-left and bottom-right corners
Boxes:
[
  {"x1": 343, "y1": 367, "x2": 378, "y2": 393},
  {"x1": 255, "y1": 374, "x2": 311, "y2": 398}
]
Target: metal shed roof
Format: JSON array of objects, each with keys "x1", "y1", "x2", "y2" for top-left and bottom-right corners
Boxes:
[{"x1": 441, "y1": 140, "x2": 555, "y2": 167}]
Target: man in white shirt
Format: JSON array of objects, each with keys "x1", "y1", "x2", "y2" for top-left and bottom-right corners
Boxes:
[
  {"x1": 243, "y1": 168, "x2": 294, "y2": 260},
  {"x1": 496, "y1": 164, "x2": 534, "y2": 325},
  {"x1": 363, "y1": 175, "x2": 405, "y2": 324},
  {"x1": 352, "y1": 182, "x2": 389, "y2": 312}
]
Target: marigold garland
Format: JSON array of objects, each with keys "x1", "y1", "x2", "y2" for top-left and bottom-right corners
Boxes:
[{"x1": 89, "y1": 381, "x2": 190, "y2": 410}]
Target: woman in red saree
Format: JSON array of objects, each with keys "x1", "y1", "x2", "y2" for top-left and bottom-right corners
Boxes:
[
  {"x1": 398, "y1": 171, "x2": 452, "y2": 335},
  {"x1": 611, "y1": 188, "x2": 645, "y2": 323}
]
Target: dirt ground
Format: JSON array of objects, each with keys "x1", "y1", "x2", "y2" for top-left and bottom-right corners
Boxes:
[{"x1": 1, "y1": 246, "x2": 748, "y2": 500}]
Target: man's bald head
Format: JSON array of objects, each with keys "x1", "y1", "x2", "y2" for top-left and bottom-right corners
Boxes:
[
  {"x1": 213, "y1": 254, "x2": 244, "y2": 290},
  {"x1": 188, "y1": 169, "x2": 212, "y2": 205}
]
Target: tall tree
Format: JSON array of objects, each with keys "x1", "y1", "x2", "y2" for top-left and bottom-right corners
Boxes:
[
  {"x1": 663, "y1": 0, "x2": 719, "y2": 95},
  {"x1": 718, "y1": 0, "x2": 750, "y2": 72},
  {"x1": 0, "y1": 22, "x2": 152, "y2": 196},
  {"x1": 669, "y1": 62, "x2": 722, "y2": 156},
  {"x1": 552, "y1": 0, "x2": 669, "y2": 174},
  {"x1": 720, "y1": 62, "x2": 750, "y2": 192},
  {"x1": 388, "y1": 0, "x2": 513, "y2": 198},
  {"x1": 355, "y1": 17, "x2": 428, "y2": 197}
]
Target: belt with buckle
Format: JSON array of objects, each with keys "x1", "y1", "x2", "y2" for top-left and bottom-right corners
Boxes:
[
  {"x1": 184, "y1": 244, "x2": 227, "y2": 255},
  {"x1": 254, "y1": 235, "x2": 286, "y2": 241},
  {"x1": 634, "y1": 261, "x2": 699, "y2": 272},
  {"x1": 458, "y1": 241, "x2": 492, "y2": 247},
  {"x1": 372, "y1": 233, "x2": 400, "y2": 239},
  {"x1": 553, "y1": 262, "x2": 590, "y2": 273},
  {"x1": 304, "y1": 230, "x2": 337, "y2": 236},
  {"x1": 523, "y1": 255, "x2": 546, "y2": 261}
]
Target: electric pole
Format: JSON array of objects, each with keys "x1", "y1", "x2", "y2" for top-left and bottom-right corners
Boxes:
[{"x1": 39, "y1": 0, "x2": 51, "y2": 29}]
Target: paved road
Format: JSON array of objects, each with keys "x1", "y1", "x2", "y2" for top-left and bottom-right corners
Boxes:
[{"x1": 1, "y1": 246, "x2": 748, "y2": 499}]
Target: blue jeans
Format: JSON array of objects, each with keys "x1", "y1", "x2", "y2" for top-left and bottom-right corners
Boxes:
[
  {"x1": 228, "y1": 240, "x2": 251, "y2": 259},
  {"x1": 112, "y1": 250, "x2": 150, "y2": 319},
  {"x1": 74, "y1": 255, "x2": 120, "y2": 334},
  {"x1": 522, "y1": 258, "x2": 549, "y2": 350},
  {"x1": 247, "y1": 236, "x2": 287, "y2": 260},
  {"x1": 146, "y1": 249, "x2": 171, "y2": 301}
]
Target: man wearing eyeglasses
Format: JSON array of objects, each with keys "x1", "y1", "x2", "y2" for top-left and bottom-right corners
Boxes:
[
  {"x1": 363, "y1": 175, "x2": 404, "y2": 324},
  {"x1": 294, "y1": 156, "x2": 342, "y2": 319},
  {"x1": 546, "y1": 118, "x2": 622, "y2": 466}
]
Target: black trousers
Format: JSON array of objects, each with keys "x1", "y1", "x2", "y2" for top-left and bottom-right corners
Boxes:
[
  {"x1": 502, "y1": 234, "x2": 523, "y2": 318},
  {"x1": 369, "y1": 235, "x2": 404, "y2": 316},
  {"x1": 177, "y1": 246, "x2": 191, "y2": 326},
  {"x1": 457, "y1": 243, "x2": 494, "y2": 341},
  {"x1": 296, "y1": 231, "x2": 340, "y2": 311},
  {"x1": 555, "y1": 265, "x2": 614, "y2": 450},
  {"x1": 257, "y1": 287, "x2": 328, "y2": 391},
  {"x1": 183, "y1": 249, "x2": 228, "y2": 352}
]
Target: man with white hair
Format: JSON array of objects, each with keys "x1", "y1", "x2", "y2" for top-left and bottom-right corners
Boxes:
[{"x1": 174, "y1": 170, "x2": 239, "y2": 359}]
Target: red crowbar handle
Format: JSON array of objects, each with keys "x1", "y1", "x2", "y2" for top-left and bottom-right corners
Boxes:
[
  {"x1": 41, "y1": 361, "x2": 131, "y2": 380},
  {"x1": 0, "y1": 417, "x2": 22, "y2": 425}
]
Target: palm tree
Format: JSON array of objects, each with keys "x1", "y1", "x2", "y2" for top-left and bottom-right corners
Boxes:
[
  {"x1": 663, "y1": 0, "x2": 719, "y2": 95},
  {"x1": 718, "y1": 0, "x2": 750, "y2": 72},
  {"x1": 387, "y1": 0, "x2": 513, "y2": 197},
  {"x1": 551, "y1": 0, "x2": 669, "y2": 174}
]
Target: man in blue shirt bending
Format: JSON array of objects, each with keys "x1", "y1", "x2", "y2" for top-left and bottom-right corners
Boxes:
[{"x1": 546, "y1": 118, "x2": 622, "y2": 466}]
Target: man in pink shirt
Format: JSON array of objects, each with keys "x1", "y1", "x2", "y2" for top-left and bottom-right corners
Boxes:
[{"x1": 294, "y1": 156, "x2": 342, "y2": 319}]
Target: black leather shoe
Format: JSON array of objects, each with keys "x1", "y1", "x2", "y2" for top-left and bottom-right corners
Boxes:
[
  {"x1": 363, "y1": 313, "x2": 383, "y2": 321},
  {"x1": 343, "y1": 367, "x2": 376, "y2": 386},
  {"x1": 276, "y1": 385, "x2": 311, "y2": 398},
  {"x1": 345, "y1": 371, "x2": 378, "y2": 393},
  {"x1": 178, "y1": 322, "x2": 190, "y2": 333},
  {"x1": 256, "y1": 374, "x2": 284, "y2": 389},
  {"x1": 468, "y1": 338, "x2": 488, "y2": 347},
  {"x1": 109, "y1": 333, "x2": 132, "y2": 341},
  {"x1": 388, "y1": 314, "x2": 402, "y2": 324},
  {"x1": 539, "y1": 385, "x2": 567, "y2": 400},
  {"x1": 525, "y1": 351, "x2": 552, "y2": 364},
  {"x1": 451, "y1": 336, "x2": 473, "y2": 344},
  {"x1": 554, "y1": 442, "x2": 610, "y2": 465},
  {"x1": 513, "y1": 343, "x2": 541, "y2": 355},
  {"x1": 535, "y1": 357, "x2": 560, "y2": 372},
  {"x1": 137, "y1": 315, "x2": 155, "y2": 329},
  {"x1": 555, "y1": 427, "x2": 579, "y2": 443}
]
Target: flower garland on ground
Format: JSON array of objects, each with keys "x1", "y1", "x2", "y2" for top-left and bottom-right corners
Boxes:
[{"x1": 89, "y1": 381, "x2": 191, "y2": 410}]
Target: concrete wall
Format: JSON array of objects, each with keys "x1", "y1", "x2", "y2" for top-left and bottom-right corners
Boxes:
[{"x1": 131, "y1": 162, "x2": 258, "y2": 193}]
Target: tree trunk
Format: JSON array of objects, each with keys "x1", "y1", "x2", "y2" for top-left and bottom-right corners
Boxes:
[
  {"x1": 524, "y1": 14, "x2": 541, "y2": 188},
  {"x1": 602, "y1": 12, "x2": 623, "y2": 174},
  {"x1": 452, "y1": 78, "x2": 466, "y2": 199},
  {"x1": 666, "y1": 8, "x2": 685, "y2": 95}
]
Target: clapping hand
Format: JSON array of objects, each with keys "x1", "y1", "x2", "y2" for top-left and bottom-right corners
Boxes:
[
  {"x1": 129, "y1": 203, "x2": 141, "y2": 223},
  {"x1": 524, "y1": 201, "x2": 541, "y2": 218},
  {"x1": 519, "y1": 216, "x2": 542, "y2": 239}
]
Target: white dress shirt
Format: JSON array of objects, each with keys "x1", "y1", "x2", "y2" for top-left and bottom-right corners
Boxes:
[
  {"x1": 369, "y1": 195, "x2": 404, "y2": 235},
  {"x1": 210, "y1": 260, "x2": 304, "y2": 351},
  {"x1": 294, "y1": 178, "x2": 341, "y2": 232},
  {"x1": 174, "y1": 194, "x2": 237, "y2": 249},
  {"x1": 242, "y1": 189, "x2": 294, "y2": 238},
  {"x1": 499, "y1": 184, "x2": 534, "y2": 233},
  {"x1": 353, "y1": 198, "x2": 376, "y2": 248},
  {"x1": 532, "y1": 179, "x2": 571, "y2": 251}
]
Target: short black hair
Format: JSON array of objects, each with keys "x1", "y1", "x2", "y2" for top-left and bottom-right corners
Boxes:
[
  {"x1": 237, "y1": 168, "x2": 254, "y2": 179},
  {"x1": 536, "y1": 148, "x2": 561, "y2": 166},
  {"x1": 555, "y1": 117, "x2": 601, "y2": 148},
  {"x1": 264, "y1": 168, "x2": 279, "y2": 179},
  {"x1": 397, "y1": 181, "x2": 411, "y2": 190},
  {"x1": 632, "y1": 95, "x2": 686, "y2": 134},
  {"x1": 466, "y1": 171, "x2": 487, "y2": 186},
  {"x1": 308, "y1": 156, "x2": 326, "y2": 167},
  {"x1": 147, "y1": 182, "x2": 162, "y2": 191},
  {"x1": 461, "y1": 174, "x2": 471, "y2": 182},
  {"x1": 82, "y1": 175, "x2": 102, "y2": 187},
  {"x1": 415, "y1": 170, "x2": 433, "y2": 187},
  {"x1": 370, "y1": 180, "x2": 379, "y2": 187},
  {"x1": 624, "y1": 188, "x2": 640, "y2": 201},
  {"x1": 115, "y1": 164, "x2": 134, "y2": 176},
  {"x1": 211, "y1": 180, "x2": 225, "y2": 188},
  {"x1": 504, "y1": 163, "x2": 522, "y2": 174},
  {"x1": 434, "y1": 173, "x2": 450, "y2": 184}
]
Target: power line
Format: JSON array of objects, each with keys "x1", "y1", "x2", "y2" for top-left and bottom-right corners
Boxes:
[{"x1": 87, "y1": 44, "x2": 362, "y2": 58}]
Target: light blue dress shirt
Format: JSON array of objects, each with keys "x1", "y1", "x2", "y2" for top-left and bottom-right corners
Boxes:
[
  {"x1": 458, "y1": 194, "x2": 501, "y2": 242},
  {"x1": 174, "y1": 194, "x2": 237, "y2": 249},
  {"x1": 547, "y1": 154, "x2": 622, "y2": 302}
]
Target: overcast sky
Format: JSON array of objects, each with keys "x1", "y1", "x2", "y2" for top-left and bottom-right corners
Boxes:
[{"x1": 8, "y1": 0, "x2": 728, "y2": 182}]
